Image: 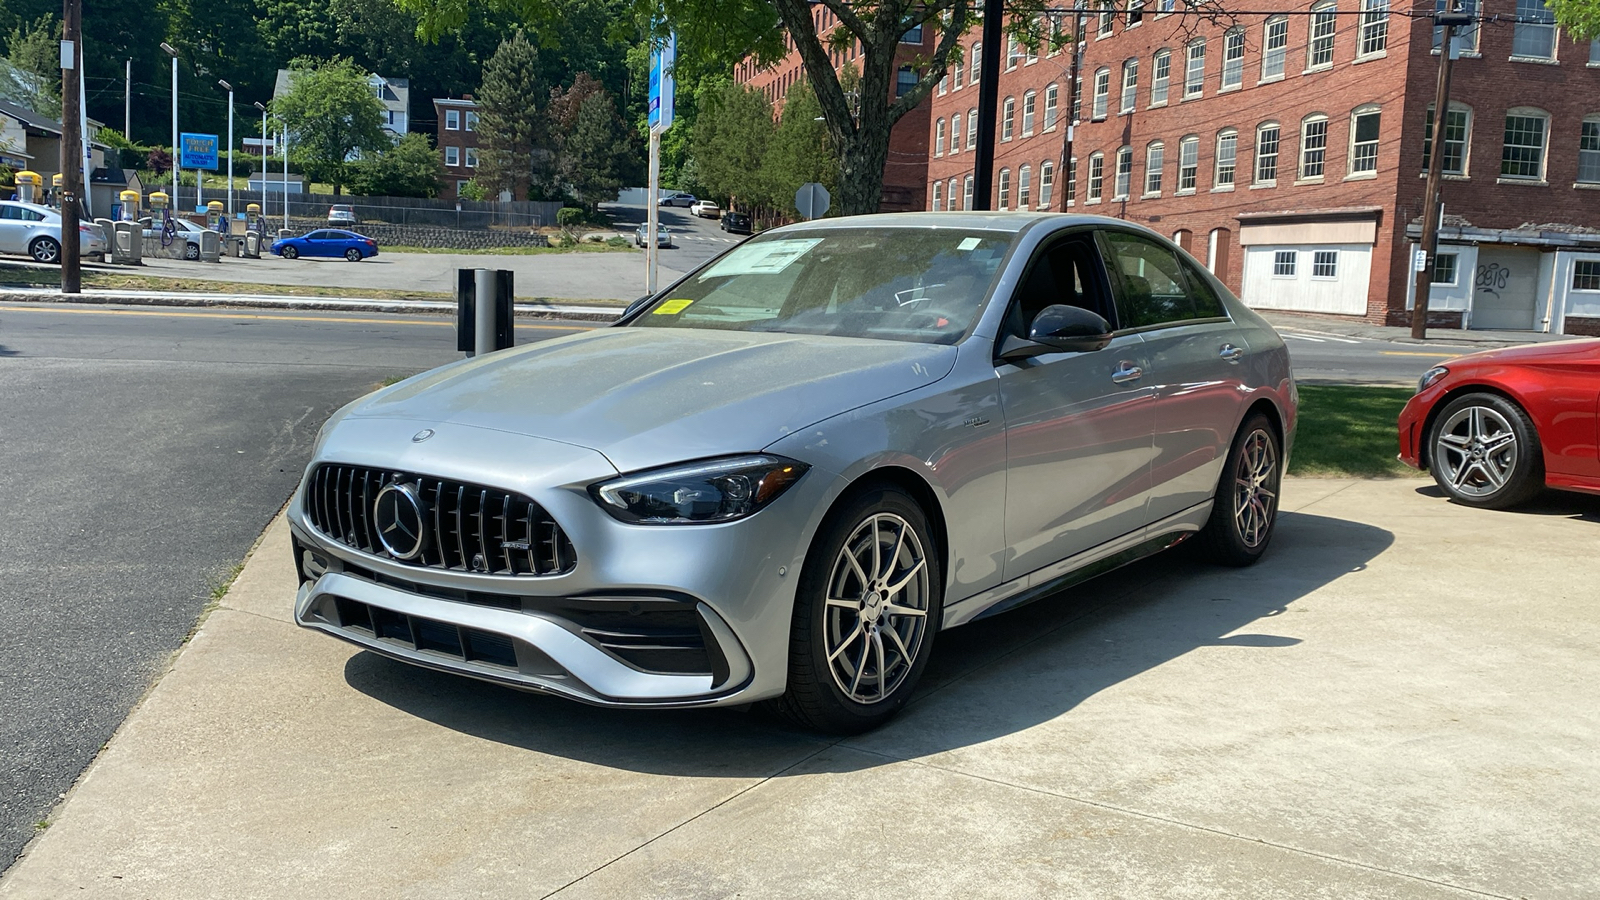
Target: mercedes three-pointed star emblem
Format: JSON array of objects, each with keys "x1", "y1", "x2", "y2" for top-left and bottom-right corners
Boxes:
[{"x1": 373, "y1": 481, "x2": 428, "y2": 561}]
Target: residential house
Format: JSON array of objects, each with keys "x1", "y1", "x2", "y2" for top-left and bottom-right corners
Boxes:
[{"x1": 434, "y1": 96, "x2": 481, "y2": 201}]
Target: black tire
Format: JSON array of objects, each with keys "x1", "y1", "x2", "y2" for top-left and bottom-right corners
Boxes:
[
  {"x1": 1199, "y1": 412, "x2": 1282, "y2": 566},
  {"x1": 184, "y1": 242, "x2": 200, "y2": 261},
  {"x1": 770, "y1": 485, "x2": 942, "y2": 734},
  {"x1": 1427, "y1": 392, "x2": 1544, "y2": 509},
  {"x1": 29, "y1": 236, "x2": 61, "y2": 264},
  {"x1": 345, "y1": 248, "x2": 362, "y2": 261},
  {"x1": 282, "y1": 245, "x2": 299, "y2": 259}
]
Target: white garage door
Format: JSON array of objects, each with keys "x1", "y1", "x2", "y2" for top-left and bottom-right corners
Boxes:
[
  {"x1": 1471, "y1": 247, "x2": 1539, "y2": 330},
  {"x1": 1241, "y1": 243, "x2": 1371, "y2": 315}
]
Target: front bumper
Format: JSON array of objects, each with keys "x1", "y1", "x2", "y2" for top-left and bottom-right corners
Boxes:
[{"x1": 1398, "y1": 391, "x2": 1434, "y2": 470}]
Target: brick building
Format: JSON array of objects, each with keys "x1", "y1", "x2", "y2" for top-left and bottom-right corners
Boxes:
[
  {"x1": 919, "y1": 0, "x2": 1600, "y2": 334},
  {"x1": 736, "y1": 18, "x2": 935, "y2": 211},
  {"x1": 433, "y1": 96, "x2": 481, "y2": 202}
]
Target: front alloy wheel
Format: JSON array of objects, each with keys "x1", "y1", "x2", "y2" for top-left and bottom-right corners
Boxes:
[
  {"x1": 1429, "y1": 392, "x2": 1543, "y2": 509},
  {"x1": 773, "y1": 487, "x2": 941, "y2": 733}
]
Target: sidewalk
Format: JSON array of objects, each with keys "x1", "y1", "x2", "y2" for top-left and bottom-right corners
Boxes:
[
  {"x1": 3, "y1": 478, "x2": 1596, "y2": 899},
  {"x1": 0, "y1": 287, "x2": 623, "y2": 322},
  {"x1": 1258, "y1": 309, "x2": 1583, "y2": 347}
]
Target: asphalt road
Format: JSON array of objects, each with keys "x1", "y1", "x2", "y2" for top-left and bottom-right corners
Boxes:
[
  {"x1": 1272, "y1": 325, "x2": 1458, "y2": 387},
  {"x1": 0, "y1": 303, "x2": 587, "y2": 871}
]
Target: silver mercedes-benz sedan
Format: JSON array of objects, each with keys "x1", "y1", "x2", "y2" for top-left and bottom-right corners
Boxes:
[{"x1": 289, "y1": 212, "x2": 1296, "y2": 733}]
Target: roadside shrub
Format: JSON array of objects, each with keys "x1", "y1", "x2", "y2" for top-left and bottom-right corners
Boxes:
[{"x1": 605, "y1": 235, "x2": 628, "y2": 248}]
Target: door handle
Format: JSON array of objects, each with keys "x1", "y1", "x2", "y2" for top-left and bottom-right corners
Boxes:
[
  {"x1": 1111, "y1": 361, "x2": 1143, "y2": 384},
  {"x1": 1219, "y1": 344, "x2": 1244, "y2": 363}
]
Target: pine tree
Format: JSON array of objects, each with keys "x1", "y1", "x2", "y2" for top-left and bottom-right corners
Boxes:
[
  {"x1": 558, "y1": 86, "x2": 629, "y2": 210},
  {"x1": 475, "y1": 31, "x2": 544, "y2": 201}
]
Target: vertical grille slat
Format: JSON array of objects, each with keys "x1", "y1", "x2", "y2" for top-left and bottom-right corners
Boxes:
[{"x1": 304, "y1": 464, "x2": 576, "y2": 577}]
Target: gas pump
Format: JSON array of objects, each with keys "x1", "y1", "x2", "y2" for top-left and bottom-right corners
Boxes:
[
  {"x1": 112, "y1": 189, "x2": 144, "y2": 264},
  {"x1": 243, "y1": 202, "x2": 266, "y2": 258},
  {"x1": 148, "y1": 191, "x2": 176, "y2": 249},
  {"x1": 49, "y1": 173, "x2": 63, "y2": 208},
  {"x1": 118, "y1": 190, "x2": 141, "y2": 222},
  {"x1": 206, "y1": 200, "x2": 226, "y2": 233},
  {"x1": 13, "y1": 171, "x2": 41, "y2": 204}
]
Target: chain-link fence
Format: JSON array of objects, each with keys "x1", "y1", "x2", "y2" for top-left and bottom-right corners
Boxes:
[{"x1": 167, "y1": 188, "x2": 562, "y2": 230}]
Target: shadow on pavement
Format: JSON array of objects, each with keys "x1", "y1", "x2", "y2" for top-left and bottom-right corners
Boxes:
[
  {"x1": 1414, "y1": 484, "x2": 1600, "y2": 521},
  {"x1": 345, "y1": 510, "x2": 1392, "y2": 774}
]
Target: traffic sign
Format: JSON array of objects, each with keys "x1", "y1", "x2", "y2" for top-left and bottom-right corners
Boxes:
[
  {"x1": 180, "y1": 133, "x2": 219, "y2": 170},
  {"x1": 796, "y1": 182, "x2": 830, "y2": 220}
]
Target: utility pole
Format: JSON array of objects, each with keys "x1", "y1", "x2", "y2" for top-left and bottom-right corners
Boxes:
[
  {"x1": 972, "y1": 0, "x2": 1003, "y2": 210},
  {"x1": 60, "y1": 0, "x2": 82, "y2": 293},
  {"x1": 1412, "y1": 8, "x2": 1470, "y2": 339},
  {"x1": 1059, "y1": 2, "x2": 1085, "y2": 209}
]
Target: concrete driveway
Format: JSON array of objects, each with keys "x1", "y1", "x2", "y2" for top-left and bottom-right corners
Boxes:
[{"x1": 3, "y1": 477, "x2": 1596, "y2": 899}]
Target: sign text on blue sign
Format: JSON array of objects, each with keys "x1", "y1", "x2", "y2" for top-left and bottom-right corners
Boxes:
[{"x1": 180, "y1": 133, "x2": 220, "y2": 171}]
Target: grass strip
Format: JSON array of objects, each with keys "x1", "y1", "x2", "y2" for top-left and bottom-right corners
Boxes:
[{"x1": 1289, "y1": 384, "x2": 1423, "y2": 479}]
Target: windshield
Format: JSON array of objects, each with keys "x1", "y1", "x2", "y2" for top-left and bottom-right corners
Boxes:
[{"x1": 631, "y1": 226, "x2": 1013, "y2": 345}]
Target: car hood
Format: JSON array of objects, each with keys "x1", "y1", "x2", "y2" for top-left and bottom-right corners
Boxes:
[
  {"x1": 1445, "y1": 338, "x2": 1600, "y2": 369},
  {"x1": 346, "y1": 328, "x2": 958, "y2": 472}
]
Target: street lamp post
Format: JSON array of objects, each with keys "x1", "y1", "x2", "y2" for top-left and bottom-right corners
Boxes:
[
  {"x1": 254, "y1": 102, "x2": 268, "y2": 221},
  {"x1": 218, "y1": 80, "x2": 234, "y2": 221},
  {"x1": 160, "y1": 42, "x2": 179, "y2": 208}
]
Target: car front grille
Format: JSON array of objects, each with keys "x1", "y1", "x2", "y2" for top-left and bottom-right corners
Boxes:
[{"x1": 306, "y1": 464, "x2": 576, "y2": 577}]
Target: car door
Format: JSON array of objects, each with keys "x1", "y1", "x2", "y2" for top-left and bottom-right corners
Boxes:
[
  {"x1": 303, "y1": 230, "x2": 331, "y2": 257},
  {"x1": 997, "y1": 230, "x2": 1155, "y2": 584},
  {"x1": 1098, "y1": 229, "x2": 1251, "y2": 524},
  {"x1": 0, "y1": 204, "x2": 24, "y2": 253}
]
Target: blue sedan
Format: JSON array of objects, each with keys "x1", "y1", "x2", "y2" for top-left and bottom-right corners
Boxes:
[{"x1": 270, "y1": 229, "x2": 378, "y2": 261}]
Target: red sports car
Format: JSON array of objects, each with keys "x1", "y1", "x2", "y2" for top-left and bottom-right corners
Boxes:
[{"x1": 1398, "y1": 340, "x2": 1600, "y2": 508}]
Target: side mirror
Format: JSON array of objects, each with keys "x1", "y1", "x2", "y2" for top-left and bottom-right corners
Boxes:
[
  {"x1": 621, "y1": 294, "x2": 652, "y2": 320},
  {"x1": 998, "y1": 305, "x2": 1114, "y2": 360}
]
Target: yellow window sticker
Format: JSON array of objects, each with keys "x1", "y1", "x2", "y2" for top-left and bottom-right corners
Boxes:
[{"x1": 653, "y1": 298, "x2": 694, "y2": 315}]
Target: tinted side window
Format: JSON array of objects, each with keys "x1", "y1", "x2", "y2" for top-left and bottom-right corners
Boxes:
[
  {"x1": 306, "y1": 231, "x2": 330, "y2": 240},
  {"x1": 1100, "y1": 231, "x2": 1209, "y2": 328},
  {"x1": 1005, "y1": 236, "x2": 1114, "y2": 337},
  {"x1": 1178, "y1": 257, "x2": 1226, "y2": 319},
  {"x1": 0, "y1": 206, "x2": 25, "y2": 221}
]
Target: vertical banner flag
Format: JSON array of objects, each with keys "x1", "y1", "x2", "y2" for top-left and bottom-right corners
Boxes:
[{"x1": 648, "y1": 33, "x2": 676, "y2": 133}]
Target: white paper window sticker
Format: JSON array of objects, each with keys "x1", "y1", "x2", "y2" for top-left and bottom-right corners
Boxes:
[
  {"x1": 957, "y1": 237, "x2": 982, "y2": 251},
  {"x1": 701, "y1": 238, "x2": 824, "y2": 279}
]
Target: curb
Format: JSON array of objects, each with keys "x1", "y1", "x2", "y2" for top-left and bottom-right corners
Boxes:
[{"x1": 0, "y1": 289, "x2": 623, "y2": 323}]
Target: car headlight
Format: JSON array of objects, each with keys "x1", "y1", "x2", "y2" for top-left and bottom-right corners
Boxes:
[
  {"x1": 1417, "y1": 366, "x2": 1449, "y2": 394},
  {"x1": 590, "y1": 455, "x2": 809, "y2": 525}
]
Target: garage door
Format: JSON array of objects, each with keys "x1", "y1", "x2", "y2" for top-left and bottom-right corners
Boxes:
[
  {"x1": 1240, "y1": 244, "x2": 1371, "y2": 315},
  {"x1": 1471, "y1": 247, "x2": 1539, "y2": 330}
]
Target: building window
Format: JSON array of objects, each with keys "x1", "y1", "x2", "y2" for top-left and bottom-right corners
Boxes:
[
  {"x1": 1433, "y1": 0, "x2": 1479, "y2": 54},
  {"x1": 457, "y1": 179, "x2": 470, "y2": 195},
  {"x1": 1007, "y1": 36, "x2": 1020, "y2": 70},
  {"x1": 1312, "y1": 250, "x2": 1339, "y2": 278},
  {"x1": 1592, "y1": 39, "x2": 1600, "y2": 63},
  {"x1": 968, "y1": 108, "x2": 978, "y2": 148},
  {"x1": 1023, "y1": 90, "x2": 1037, "y2": 135},
  {"x1": 1273, "y1": 250, "x2": 1297, "y2": 276},
  {"x1": 998, "y1": 168, "x2": 1011, "y2": 209},
  {"x1": 1501, "y1": 110, "x2": 1549, "y2": 180},
  {"x1": 1309, "y1": 3, "x2": 1337, "y2": 69},
  {"x1": 1066, "y1": 157, "x2": 1077, "y2": 203},
  {"x1": 963, "y1": 175, "x2": 974, "y2": 210},
  {"x1": 970, "y1": 43, "x2": 982, "y2": 84},
  {"x1": 1178, "y1": 135, "x2": 1199, "y2": 191},
  {"x1": 1512, "y1": 0, "x2": 1556, "y2": 60},
  {"x1": 935, "y1": 118, "x2": 946, "y2": 156},
  {"x1": 445, "y1": 145, "x2": 460, "y2": 166},
  {"x1": 1002, "y1": 97, "x2": 1015, "y2": 141},
  {"x1": 1044, "y1": 84, "x2": 1059, "y2": 130},
  {"x1": 1301, "y1": 115, "x2": 1329, "y2": 178},
  {"x1": 1216, "y1": 129, "x2": 1238, "y2": 187},
  {"x1": 1359, "y1": 0, "x2": 1389, "y2": 56},
  {"x1": 954, "y1": 50, "x2": 964, "y2": 89},
  {"x1": 465, "y1": 147, "x2": 478, "y2": 168},
  {"x1": 1115, "y1": 146, "x2": 1133, "y2": 199},
  {"x1": 902, "y1": 22, "x2": 923, "y2": 43},
  {"x1": 1088, "y1": 152, "x2": 1105, "y2": 200},
  {"x1": 1423, "y1": 105, "x2": 1471, "y2": 174},
  {"x1": 1072, "y1": 78, "x2": 1082, "y2": 123},
  {"x1": 1573, "y1": 260, "x2": 1600, "y2": 291},
  {"x1": 932, "y1": 181, "x2": 943, "y2": 211},
  {"x1": 1185, "y1": 40, "x2": 1205, "y2": 97},
  {"x1": 896, "y1": 67, "x2": 917, "y2": 97},
  {"x1": 1432, "y1": 253, "x2": 1459, "y2": 285},
  {"x1": 1263, "y1": 17, "x2": 1288, "y2": 79},
  {"x1": 1019, "y1": 165, "x2": 1033, "y2": 207},
  {"x1": 948, "y1": 177, "x2": 958, "y2": 210},
  {"x1": 1093, "y1": 68, "x2": 1110, "y2": 119},
  {"x1": 1145, "y1": 142, "x2": 1164, "y2": 194},
  {"x1": 1580, "y1": 117, "x2": 1600, "y2": 183},
  {"x1": 1098, "y1": 0, "x2": 1115, "y2": 36},
  {"x1": 1040, "y1": 160, "x2": 1055, "y2": 208},
  {"x1": 1350, "y1": 107, "x2": 1381, "y2": 173},
  {"x1": 1222, "y1": 28, "x2": 1245, "y2": 89},
  {"x1": 1121, "y1": 59, "x2": 1139, "y2": 113},
  {"x1": 950, "y1": 113, "x2": 962, "y2": 153},
  {"x1": 465, "y1": 111, "x2": 478, "y2": 131},
  {"x1": 1151, "y1": 50, "x2": 1171, "y2": 105},
  {"x1": 1256, "y1": 123, "x2": 1280, "y2": 184},
  {"x1": 445, "y1": 109, "x2": 460, "y2": 130},
  {"x1": 1128, "y1": 0, "x2": 1145, "y2": 26}
]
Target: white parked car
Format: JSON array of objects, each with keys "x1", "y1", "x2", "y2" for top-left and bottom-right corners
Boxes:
[
  {"x1": 141, "y1": 217, "x2": 213, "y2": 260},
  {"x1": 0, "y1": 200, "x2": 107, "y2": 262},
  {"x1": 690, "y1": 200, "x2": 721, "y2": 219}
]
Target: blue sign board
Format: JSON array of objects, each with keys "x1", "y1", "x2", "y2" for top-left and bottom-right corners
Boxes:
[
  {"x1": 647, "y1": 33, "x2": 676, "y2": 133},
  {"x1": 180, "y1": 133, "x2": 220, "y2": 171}
]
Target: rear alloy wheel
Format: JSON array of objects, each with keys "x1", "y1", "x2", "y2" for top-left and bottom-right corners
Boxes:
[
  {"x1": 184, "y1": 242, "x2": 200, "y2": 260},
  {"x1": 281, "y1": 245, "x2": 299, "y2": 259},
  {"x1": 1200, "y1": 413, "x2": 1282, "y2": 566},
  {"x1": 29, "y1": 236, "x2": 61, "y2": 264},
  {"x1": 773, "y1": 487, "x2": 941, "y2": 733},
  {"x1": 1428, "y1": 392, "x2": 1543, "y2": 509},
  {"x1": 345, "y1": 248, "x2": 362, "y2": 261}
]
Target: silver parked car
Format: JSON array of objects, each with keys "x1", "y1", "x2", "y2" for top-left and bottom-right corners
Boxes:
[
  {"x1": 290, "y1": 213, "x2": 1296, "y2": 733},
  {"x1": 0, "y1": 200, "x2": 107, "y2": 262}
]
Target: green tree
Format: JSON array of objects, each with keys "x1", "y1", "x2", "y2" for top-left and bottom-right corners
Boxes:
[
  {"x1": 475, "y1": 30, "x2": 545, "y2": 201},
  {"x1": 1550, "y1": 0, "x2": 1600, "y2": 38},
  {"x1": 5, "y1": 16, "x2": 60, "y2": 119},
  {"x1": 273, "y1": 56, "x2": 390, "y2": 194},
  {"x1": 557, "y1": 84, "x2": 631, "y2": 209},
  {"x1": 348, "y1": 132, "x2": 444, "y2": 197},
  {"x1": 691, "y1": 80, "x2": 775, "y2": 210},
  {"x1": 761, "y1": 79, "x2": 838, "y2": 217}
]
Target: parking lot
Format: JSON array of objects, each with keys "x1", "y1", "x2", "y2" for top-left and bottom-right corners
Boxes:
[{"x1": 3, "y1": 476, "x2": 1595, "y2": 899}]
